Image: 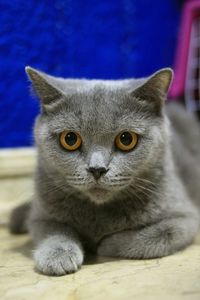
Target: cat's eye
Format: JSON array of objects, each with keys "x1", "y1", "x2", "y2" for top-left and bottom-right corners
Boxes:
[
  {"x1": 60, "y1": 131, "x2": 82, "y2": 151},
  {"x1": 115, "y1": 131, "x2": 138, "y2": 151}
]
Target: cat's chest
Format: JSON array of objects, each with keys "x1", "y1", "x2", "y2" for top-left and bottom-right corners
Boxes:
[{"x1": 57, "y1": 197, "x2": 139, "y2": 243}]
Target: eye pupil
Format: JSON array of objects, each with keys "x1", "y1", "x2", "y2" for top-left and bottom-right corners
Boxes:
[
  {"x1": 120, "y1": 132, "x2": 133, "y2": 146},
  {"x1": 65, "y1": 132, "x2": 77, "y2": 146}
]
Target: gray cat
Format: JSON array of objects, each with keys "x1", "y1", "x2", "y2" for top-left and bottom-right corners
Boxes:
[{"x1": 10, "y1": 67, "x2": 200, "y2": 276}]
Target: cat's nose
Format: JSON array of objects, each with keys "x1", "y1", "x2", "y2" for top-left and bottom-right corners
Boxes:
[{"x1": 88, "y1": 166, "x2": 108, "y2": 180}]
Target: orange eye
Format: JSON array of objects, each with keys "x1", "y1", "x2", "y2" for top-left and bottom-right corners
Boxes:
[
  {"x1": 115, "y1": 131, "x2": 138, "y2": 151},
  {"x1": 60, "y1": 131, "x2": 82, "y2": 151}
]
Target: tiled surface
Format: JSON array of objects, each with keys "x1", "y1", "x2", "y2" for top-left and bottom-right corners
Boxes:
[{"x1": 0, "y1": 175, "x2": 200, "y2": 300}]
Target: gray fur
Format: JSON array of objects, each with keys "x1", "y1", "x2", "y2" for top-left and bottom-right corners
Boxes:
[
  {"x1": 9, "y1": 202, "x2": 30, "y2": 234},
  {"x1": 10, "y1": 67, "x2": 200, "y2": 276}
]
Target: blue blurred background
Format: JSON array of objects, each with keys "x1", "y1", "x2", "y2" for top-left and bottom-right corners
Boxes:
[{"x1": 0, "y1": 0, "x2": 182, "y2": 148}]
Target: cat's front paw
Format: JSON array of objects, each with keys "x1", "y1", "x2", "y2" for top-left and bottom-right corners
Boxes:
[{"x1": 34, "y1": 236, "x2": 84, "y2": 276}]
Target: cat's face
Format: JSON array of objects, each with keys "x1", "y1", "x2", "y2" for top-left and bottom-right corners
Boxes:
[{"x1": 27, "y1": 67, "x2": 172, "y2": 204}]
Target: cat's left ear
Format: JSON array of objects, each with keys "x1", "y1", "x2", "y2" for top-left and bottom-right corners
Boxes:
[{"x1": 132, "y1": 68, "x2": 173, "y2": 114}]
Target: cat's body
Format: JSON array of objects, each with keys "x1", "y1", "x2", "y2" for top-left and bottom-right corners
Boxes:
[{"x1": 10, "y1": 68, "x2": 200, "y2": 276}]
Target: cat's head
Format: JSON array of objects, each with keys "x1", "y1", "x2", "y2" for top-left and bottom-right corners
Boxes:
[{"x1": 26, "y1": 66, "x2": 173, "y2": 204}]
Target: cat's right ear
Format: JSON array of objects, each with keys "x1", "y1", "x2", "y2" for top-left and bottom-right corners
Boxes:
[{"x1": 25, "y1": 66, "x2": 64, "y2": 109}]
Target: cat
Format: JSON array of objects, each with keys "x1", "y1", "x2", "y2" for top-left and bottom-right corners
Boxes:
[{"x1": 10, "y1": 66, "x2": 200, "y2": 276}]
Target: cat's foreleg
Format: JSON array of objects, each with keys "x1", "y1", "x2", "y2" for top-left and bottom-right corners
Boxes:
[
  {"x1": 29, "y1": 219, "x2": 84, "y2": 276},
  {"x1": 98, "y1": 217, "x2": 199, "y2": 258}
]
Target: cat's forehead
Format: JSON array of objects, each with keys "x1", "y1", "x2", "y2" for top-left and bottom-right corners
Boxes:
[
  {"x1": 62, "y1": 78, "x2": 144, "y2": 110},
  {"x1": 61, "y1": 86, "x2": 129, "y2": 133},
  {"x1": 48, "y1": 81, "x2": 147, "y2": 136},
  {"x1": 79, "y1": 88, "x2": 123, "y2": 133},
  {"x1": 72, "y1": 81, "x2": 133, "y2": 110}
]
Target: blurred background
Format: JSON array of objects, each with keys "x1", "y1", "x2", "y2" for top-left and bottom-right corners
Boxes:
[{"x1": 0, "y1": 0, "x2": 199, "y2": 148}]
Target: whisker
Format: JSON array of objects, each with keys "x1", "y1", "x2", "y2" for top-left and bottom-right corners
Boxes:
[
  {"x1": 136, "y1": 177, "x2": 157, "y2": 187},
  {"x1": 133, "y1": 183, "x2": 162, "y2": 198},
  {"x1": 109, "y1": 179, "x2": 130, "y2": 183},
  {"x1": 124, "y1": 186, "x2": 146, "y2": 205},
  {"x1": 108, "y1": 183, "x2": 125, "y2": 187}
]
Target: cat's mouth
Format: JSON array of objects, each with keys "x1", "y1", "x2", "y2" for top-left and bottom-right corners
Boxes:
[
  {"x1": 70, "y1": 178, "x2": 128, "y2": 203},
  {"x1": 88, "y1": 184, "x2": 107, "y2": 192},
  {"x1": 89, "y1": 186, "x2": 106, "y2": 194}
]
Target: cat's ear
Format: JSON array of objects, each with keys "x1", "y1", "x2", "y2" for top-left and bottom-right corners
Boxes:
[
  {"x1": 132, "y1": 68, "x2": 173, "y2": 114},
  {"x1": 25, "y1": 66, "x2": 64, "y2": 108}
]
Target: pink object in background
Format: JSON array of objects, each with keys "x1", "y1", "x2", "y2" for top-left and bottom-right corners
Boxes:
[
  {"x1": 169, "y1": 0, "x2": 200, "y2": 99},
  {"x1": 185, "y1": 17, "x2": 200, "y2": 111}
]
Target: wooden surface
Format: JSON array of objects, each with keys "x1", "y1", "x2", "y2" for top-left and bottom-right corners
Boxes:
[
  {"x1": 0, "y1": 148, "x2": 200, "y2": 300},
  {"x1": 0, "y1": 147, "x2": 36, "y2": 178}
]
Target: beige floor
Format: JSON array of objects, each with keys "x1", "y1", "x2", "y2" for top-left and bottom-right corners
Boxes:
[{"x1": 0, "y1": 149, "x2": 200, "y2": 300}]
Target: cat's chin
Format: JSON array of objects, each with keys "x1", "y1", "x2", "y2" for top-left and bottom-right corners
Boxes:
[{"x1": 85, "y1": 187, "x2": 113, "y2": 204}]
